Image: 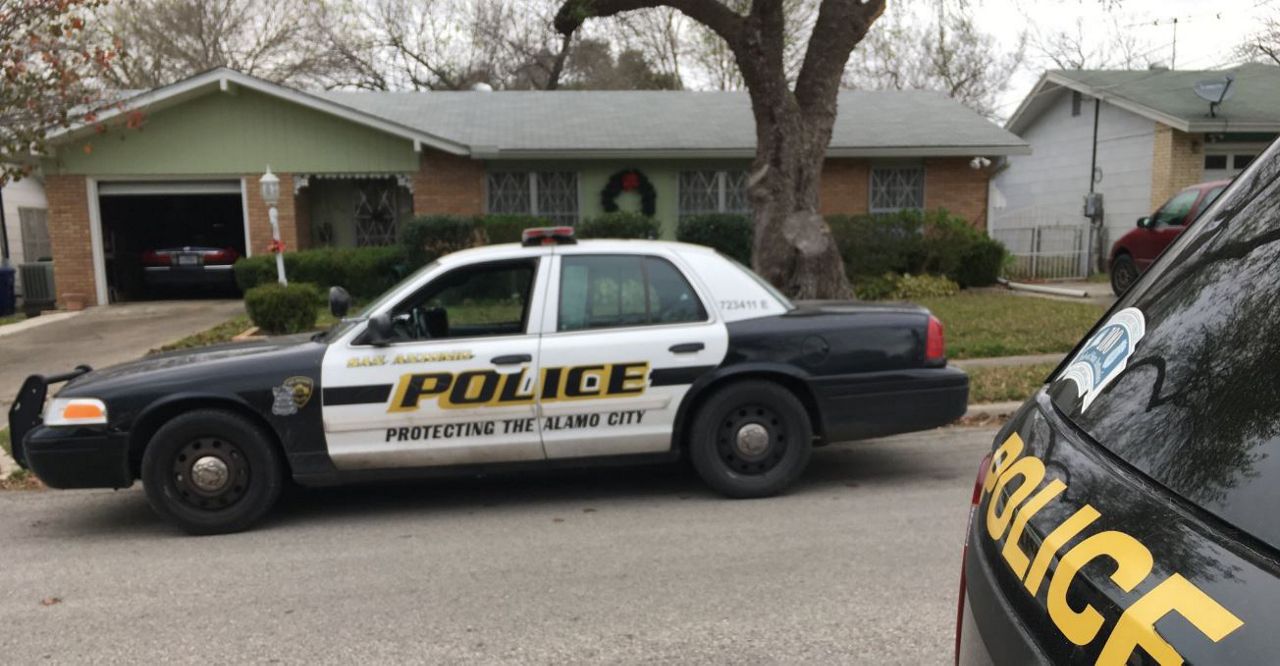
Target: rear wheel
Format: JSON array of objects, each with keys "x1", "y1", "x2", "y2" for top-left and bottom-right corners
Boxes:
[
  {"x1": 141, "y1": 409, "x2": 283, "y2": 535},
  {"x1": 689, "y1": 381, "x2": 813, "y2": 498},
  {"x1": 1110, "y1": 253, "x2": 1139, "y2": 296}
]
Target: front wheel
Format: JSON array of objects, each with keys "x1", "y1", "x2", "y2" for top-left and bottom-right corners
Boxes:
[
  {"x1": 1110, "y1": 253, "x2": 1139, "y2": 297},
  {"x1": 689, "y1": 381, "x2": 813, "y2": 498},
  {"x1": 141, "y1": 409, "x2": 284, "y2": 535}
]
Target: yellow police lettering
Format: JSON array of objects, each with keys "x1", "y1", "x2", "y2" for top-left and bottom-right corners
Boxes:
[
  {"x1": 388, "y1": 372, "x2": 452, "y2": 412},
  {"x1": 388, "y1": 362, "x2": 651, "y2": 412},
  {"x1": 1000, "y1": 479, "x2": 1066, "y2": 579},
  {"x1": 1097, "y1": 573, "x2": 1244, "y2": 666},
  {"x1": 984, "y1": 432, "x2": 1025, "y2": 494},
  {"x1": 1046, "y1": 531, "x2": 1154, "y2": 646},
  {"x1": 1023, "y1": 504, "x2": 1101, "y2": 596},
  {"x1": 986, "y1": 455, "x2": 1045, "y2": 541}
]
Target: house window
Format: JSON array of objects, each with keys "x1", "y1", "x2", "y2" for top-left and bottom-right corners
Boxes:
[
  {"x1": 678, "y1": 170, "x2": 750, "y2": 219},
  {"x1": 869, "y1": 166, "x2": 925, "y2": 213},
  {"x1": 353, "y1": 180, "x2": 402, "y2": 247},
  {"x1": 18, "y1": 208, "x2": 51, "y2": 262},
  {"x1": 486, "y1": 172, "x2": 579, "y2": 226},
  {"x1": 1071, "y1": 91, "x2": 1082, "y2": 117},
  {"x1": 1234, "y1": 154, "x2": 1256, "y2": 170},
  {"x1": 1204, "y1": 154, "x2": 1228, "y2": 170}
]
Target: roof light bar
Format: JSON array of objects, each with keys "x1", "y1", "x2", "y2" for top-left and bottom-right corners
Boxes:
[{"x1": 521, "y1": 226, "x2": 577, "y2": 247}]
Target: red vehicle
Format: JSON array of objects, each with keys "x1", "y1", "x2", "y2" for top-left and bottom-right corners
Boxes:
[{"x1": 1108, "y1": 179, "x2": 1228, "y2": 296}]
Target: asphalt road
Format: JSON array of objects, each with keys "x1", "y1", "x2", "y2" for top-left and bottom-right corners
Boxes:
[{"x1": 0, "y1": 427, "x2": 996, "y2": 664}]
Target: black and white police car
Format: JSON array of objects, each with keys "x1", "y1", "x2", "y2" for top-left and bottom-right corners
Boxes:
[{"x1": 9, "y1": 227, "x2": 968, "y2": 534}]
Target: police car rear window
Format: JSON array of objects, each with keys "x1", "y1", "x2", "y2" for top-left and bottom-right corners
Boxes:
[{"x1": 1047, "y1": 140, "x2": 1280, "y2": 551}]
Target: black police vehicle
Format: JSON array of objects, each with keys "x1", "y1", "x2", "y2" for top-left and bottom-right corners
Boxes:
[
  {"x1": 958, "y1": 138, "x2": 1280, "y2": 663},
  {"x1": 9, "y1": 231, "x2": 968, "y2": 534}
]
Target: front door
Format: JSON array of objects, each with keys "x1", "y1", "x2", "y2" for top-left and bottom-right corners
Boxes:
[
  {"x1": 321, "y1": 257, "x2": 549, "y2": 470},
  {"x1": 536, "y1": 252, "x2": 727, "y2": 459}
]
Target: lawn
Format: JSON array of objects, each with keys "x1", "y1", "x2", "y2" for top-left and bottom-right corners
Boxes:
[
  {"x1": 966, "y1": 362, "x2": 1059, "y2": 404},
  {"x1": 916, "y1": 292, "x2": 1106, "y2": 359},
  {"x1": 0, "y1": 312, "x2": 26, "y2": 327},
  {"x1": 0, "y1": 427, "x2": 9, "y2": 459}
]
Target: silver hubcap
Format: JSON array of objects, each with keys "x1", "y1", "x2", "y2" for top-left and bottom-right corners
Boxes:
[
  {"x1": 189, "y1": 456, "x2": 230, "y2": 492},
  {"x1": 735, "y1": 423, "x2": 770, "y2": 458}
]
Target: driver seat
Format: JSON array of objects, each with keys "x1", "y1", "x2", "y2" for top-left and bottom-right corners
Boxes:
[{"x1": 423, "y1": 306, "x2": 449, "y2": 339}]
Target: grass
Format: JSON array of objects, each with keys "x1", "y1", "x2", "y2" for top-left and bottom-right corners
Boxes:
[
  {"x1": 967, "y1": 362, "x2": 1059, "y2": 404},
  {"x1": 156, "y1": 314, "x2": 254, "y2": 352},
  {"x1": 0, "y1": 427, "x2": 9, "y2": 459},
  {"x1": 917, "y1": 292, "x2": 1106, "y2": 359},
  {"x1": 0, "y1": 312, "x2": 26, "y2": 327}
]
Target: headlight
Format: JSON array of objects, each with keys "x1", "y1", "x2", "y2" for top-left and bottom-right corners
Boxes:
[{"x1": 44, "y1": 397, "x2": 109, "y2": 426}]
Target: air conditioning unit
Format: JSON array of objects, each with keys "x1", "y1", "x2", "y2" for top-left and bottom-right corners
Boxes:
[{"x1": 19, "y1": 262, "x2": 56, "y2": 314}]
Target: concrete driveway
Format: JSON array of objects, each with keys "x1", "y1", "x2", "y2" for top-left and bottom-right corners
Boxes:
[
  {"x1": 0, "y1": 300, "x2": 245, "y2": 411},
  {"x1": 0, "y1": 427, "x2": 996, "y2": 664}
]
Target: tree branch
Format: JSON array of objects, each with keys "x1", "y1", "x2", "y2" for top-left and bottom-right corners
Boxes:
[
  {"x1": 793, "y1": 0, "x2": 884, "y2": 112},
  {"x1": 555, "y1": 0, "x2": 744, "y2": 47}
]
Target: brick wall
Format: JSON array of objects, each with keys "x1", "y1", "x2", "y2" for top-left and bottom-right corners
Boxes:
[
  {"x1": 45, "y1": 175, "x2": 95, "y2": 308},
  {"x1": 818, "y1": 157, "x2": 991, "y2": 228},
  {"x1": 294, "y1": 186, "x2": 312, "y2": 250},
  {"x1": 924, "y1": 157, "x2": 990, "y2": 230},
  {"x1": 1150, "y1": 124, "x2": 1203, "y2": 209},
  {"x1": 412, "y1": 149, "x2": 485, "y2": 215},
  {"x1": 818, "y1": 159, "x2": 868, "y2": 216},
  {"x1": 243, "y1": 172, "x2": 299, "y2": 255}
]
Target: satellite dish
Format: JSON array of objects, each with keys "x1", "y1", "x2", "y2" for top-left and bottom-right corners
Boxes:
[{"x1": 1194, "y1": 74, "x2": 1236, "y2": 117}]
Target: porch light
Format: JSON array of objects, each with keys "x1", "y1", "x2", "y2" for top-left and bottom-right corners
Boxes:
[{"x1": 259, "y1": 167, "x2": 280, "y2": 206}]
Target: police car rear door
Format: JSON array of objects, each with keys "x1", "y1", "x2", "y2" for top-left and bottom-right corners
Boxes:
[
  {"x1": 536, "y1": 248, "x2": 728, "y2": 459},
  {"x1": 321, "y1": 252, "x2": 551, "y2": 470}
]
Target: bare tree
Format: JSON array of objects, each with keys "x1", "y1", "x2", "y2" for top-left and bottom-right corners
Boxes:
[
  {"x1": 558, "y1": 1, "x2": 885, "y2": 298},
  {"x1": 99, "y1": 0, "x2": 347, "y2": 88},
  {"x1": 1, "y1": 0, "x2": 116, "y2": 182},
  {"x1": 1237, "y1": 14, "x2": 1280, "y2": 66},
  {"x1": 614, "y1": 8, "x2": 687, "y2": 87},
  {"x1": 845, "y1": 0, "x2": 1025, "y2": 120},
  {"x1": 1030, "y1": 17, "x2": 1152, "y2": 70}
]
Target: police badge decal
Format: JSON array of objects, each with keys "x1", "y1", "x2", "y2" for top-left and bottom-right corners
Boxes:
[{"x1": 272, "y1": 376, "x2": 315, "y2": 416}]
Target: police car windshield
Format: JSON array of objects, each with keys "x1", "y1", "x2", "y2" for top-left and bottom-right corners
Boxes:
[{"x1": 1047, "y1": 137, "x2": 1280, "y2": 550}]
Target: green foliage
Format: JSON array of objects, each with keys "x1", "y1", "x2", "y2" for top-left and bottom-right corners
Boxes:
[
  {"x1": 234, "y1": 246, "x2": 409, "y2": 300},
  {"x1": 244, "y1": 283, "x2": 321, "y2": 335},
  {"x1": 828, "y1": 209, "x2": 1008, "y2": 288},
  {"x1": 677, "y1": 214, "x2": 753, "y2": 264},
  {"x1": 479, "y1": 214, "x2": 551, "y2": 245},
  {"x1": 892, "y1": 274, "x2": 960, "y2": 299},
  {"x1": 400, "y1": 215, "x2": 480, "y2": 266},
  {"x1": 853, "y1": 273, "x2": 903, "y2": 301},
  {"x1": 576, "y1": 212, "x2": 659, "y2": 239}
]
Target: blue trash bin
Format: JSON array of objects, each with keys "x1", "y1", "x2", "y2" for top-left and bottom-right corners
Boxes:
[{"x1": 0, "y1": 264, "x2": 14, "y2": 316}]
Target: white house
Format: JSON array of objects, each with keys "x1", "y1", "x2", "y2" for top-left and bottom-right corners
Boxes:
[
  {"x1": 992, "y1": 63, "x2": 1280, "y2": 251},
  {"x1": 2, "y1": 174, "x2": 50, "y2": 297}
]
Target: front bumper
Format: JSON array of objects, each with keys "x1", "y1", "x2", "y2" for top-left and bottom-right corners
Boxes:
[
  {"x1": 811, "y1": 366, "x2": 969, "y2": 442},
  {"x1": 143, "y1": 265, "x2": 237, "y2": 288},
  {"x1": 23, "y1": 425, "x2": 133, "y2": 489}
]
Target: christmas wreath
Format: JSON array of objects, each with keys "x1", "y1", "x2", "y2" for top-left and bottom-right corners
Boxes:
[{"x1": 601, "y1": 168, "x2": 657, "y2": 217}]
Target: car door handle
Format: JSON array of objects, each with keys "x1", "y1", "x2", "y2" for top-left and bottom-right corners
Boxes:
[
  {"x1": 490, "y1": 354, "x2": 532, "y2": 365},
  {"x1": 668, "y1": 342, "x2": 704, "y2": 354}
]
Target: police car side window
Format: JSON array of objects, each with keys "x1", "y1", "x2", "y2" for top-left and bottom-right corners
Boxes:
[
  {"x1": 389, "y1": 260, "x2": 536, "y2": 341},
  {"x1": 558, "y1": 255, "x2": 707, "y2": 332}
]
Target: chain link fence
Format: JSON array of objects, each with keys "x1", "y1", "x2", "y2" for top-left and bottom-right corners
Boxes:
[{"x1": 989, "y1": 205, "x2": 1107, "y2": 281}]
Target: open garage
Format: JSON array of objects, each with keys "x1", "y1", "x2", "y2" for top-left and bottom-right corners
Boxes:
[{"x1": 97, "y1": 181, "x2": 247, "y2": 302}]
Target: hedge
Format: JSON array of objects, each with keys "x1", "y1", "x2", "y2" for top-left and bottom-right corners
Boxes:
[
  {"x1": 233, "y1": 246, "x2": 409, "y2": 300},
  {"x1": 480, "y1": 214, "x2": 551, "y2": 244},
  {"x1": 677, "y1": 213, "x2": 753, "y2": 264},
  {"x1": 828, "y1": 209, "x2": 1007, "y2": 288},
  {"x1": 244, "y1": 283, "x2": 321, "y2": 334},
  {"x1": 576, "y1": 212, "x2": 659, "y2": 239},
  {"x1": 400, "y1": 215, "x2": 480, "y2": 266}
]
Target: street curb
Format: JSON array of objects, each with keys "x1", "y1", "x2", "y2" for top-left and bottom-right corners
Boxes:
[
  {"x1": 964, "y1": 401, "x2": 1024, "y2": 418},
  {"x1": 0, "y1": 310, "x2": 83, "y2": 339}
]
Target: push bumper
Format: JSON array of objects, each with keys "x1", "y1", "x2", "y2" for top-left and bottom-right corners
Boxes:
[
  {"x1": 811, "y1": 366, "x2": 969, "y2": 442},
  {"x1": 23, "y1": 425, "x2": 133, "y2": 489}
]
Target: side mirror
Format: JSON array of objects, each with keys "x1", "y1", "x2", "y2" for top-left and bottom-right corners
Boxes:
[
  {"x1": 329, "y1": 286, "x2": 351, "y2": 318},
  {"x1": 1136, "y1": 216, "x2": 1151, "y2": 229},
  {"x1": 365, "y1": 313, "x2": 393, "y2": 347}
]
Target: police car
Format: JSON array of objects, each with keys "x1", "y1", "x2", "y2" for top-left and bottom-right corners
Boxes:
[
  {"x1": 957, "y1": 141, "x2": 1280, "y2": 663},
  {"x1": 9, "y1": 227, "x2": 967, "y2": 534}
]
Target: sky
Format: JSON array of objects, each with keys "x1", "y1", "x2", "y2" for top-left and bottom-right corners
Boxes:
[{"x1": 972, "y1": 0, "x2": 1269, "y2": 121}]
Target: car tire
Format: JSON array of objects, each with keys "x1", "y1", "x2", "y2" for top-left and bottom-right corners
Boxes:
[
  {"x1": 1111, "y1": 253, "x2": 1139, "y2": 297},
  {"x1": 688, "y1": 380, "x2": 813, "y2": 498},
  {"x1": 141, "y1": 409, "x2": 284, "y2": 535}
]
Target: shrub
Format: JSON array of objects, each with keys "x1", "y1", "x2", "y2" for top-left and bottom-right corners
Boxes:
[
  {"x1": 576, "y1": 211, "x2": 659, "y2": 239},
  {"x1": 891, "y1": 273, "x2": 960, "y2": 299},
  {"x1": 400, "y1": 215, "x2": 480, "y2": 266},
  {"x1": 853, "y1": 273, "x2": 902, "y2": 301},
  {"x1": 828, "y1": 208, "x2": 1007, "y2": 287},
  {"x1": 677, "y1": 214, "x2": 753, "y2": 264},
  {"x1": 479, "y1": 214, "x2": 551, "y2": 245},
  {"x1": 244, "y1": 283, "x2": 321, "y2": 334},
  {"x1": 952, "y1": 236, "x2": 1008, "y2": 288},
  {"x1": 234, "y1": 246, "x2": 409, "y2": 300}
]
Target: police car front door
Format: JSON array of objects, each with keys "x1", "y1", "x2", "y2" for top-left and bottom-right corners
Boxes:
[
  {"x1": 537, "y1": 252, "x2": 728, "y2": 459},
  {"x1": 321, "y1": 257, "x2": 549, "y2": 470}
]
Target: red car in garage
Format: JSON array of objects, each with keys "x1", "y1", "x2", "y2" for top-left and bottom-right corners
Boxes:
[{"x1": 1108, "y1": 179, "x2": 1228, "y2": 296}]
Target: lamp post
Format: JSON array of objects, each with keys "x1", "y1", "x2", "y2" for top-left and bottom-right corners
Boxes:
[{"x1": 259, "y1": 167, "x2": 287, "y2": 286}]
